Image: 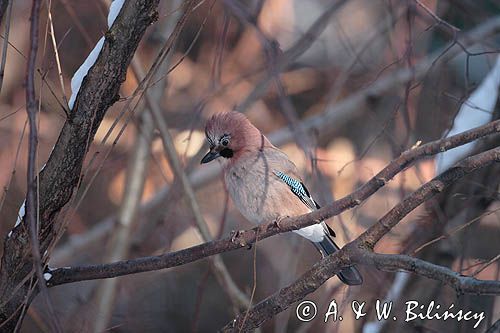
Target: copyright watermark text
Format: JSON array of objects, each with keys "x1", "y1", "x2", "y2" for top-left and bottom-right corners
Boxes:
[{"x1": 295, "y1": 299, "x2": 485, "y2": 329}]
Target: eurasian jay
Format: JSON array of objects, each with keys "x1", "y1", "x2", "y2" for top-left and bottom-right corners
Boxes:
[{"x1": 201, "y1": 111, "x2": 363, "y2": 286}]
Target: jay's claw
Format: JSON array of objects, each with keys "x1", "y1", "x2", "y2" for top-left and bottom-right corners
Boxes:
[
  {"x1": 273, "y1": 216, "x2": 289, "y2": 229},
  {"x1": 230, "y1": 230, "x2": 241, "y2": 243},
  {"x1": 230, "y1": 229, "x2": 248, "y2": 247}
]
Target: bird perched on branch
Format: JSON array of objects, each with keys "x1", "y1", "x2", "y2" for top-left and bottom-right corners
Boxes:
[{"x1": 200, "y1": 111, "x2": 362, "y2": 285}]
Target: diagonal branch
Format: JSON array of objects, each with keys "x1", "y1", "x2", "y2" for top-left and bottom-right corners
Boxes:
[
  {"x1": 358, "y1": 147, "x2": 500, "y2": 248},
  {"x1": 131, "y1": 55, "x2": 251, "y2": 310},
  {"x1": 220, "y1": 147, "x2": 500, "y2": 332},
  {"x1": 233, "y1": 0, "x2": 349, "y2": 111},
  {"x1": 46, "y1": 119, "x2": 500, "y2": 287}
]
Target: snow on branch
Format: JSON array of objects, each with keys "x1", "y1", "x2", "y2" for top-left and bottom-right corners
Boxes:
[
  {"x1": 68, "y1": 0, "x2": 125, "y2": 109},
  {"x1": 436, "y1": 56, "x2": 500, "y2": 173}
]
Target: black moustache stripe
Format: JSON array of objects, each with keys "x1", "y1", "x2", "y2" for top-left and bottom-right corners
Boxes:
[{"x1": 220, "y1": 148, "x2": 233, "y2": 158}]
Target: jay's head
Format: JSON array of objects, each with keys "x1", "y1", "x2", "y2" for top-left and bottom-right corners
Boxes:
[{"x1": 201, "y1": 111, "x2": 267, "y2": 164}]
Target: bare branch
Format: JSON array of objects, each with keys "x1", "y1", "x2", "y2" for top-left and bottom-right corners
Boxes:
[
  {"x1": 359, "y1": 147, "x2": 500, "y2": 248},
  {"x1": 472, "y1": 254, "x2": 500, "y2": 277},
  {"x1": 362, "y1": 252, "x2": 500, "y2": 295},
  {"x1": 0, "y1": 0, "x2": 12, "y2": 95},
  {"x1": 221, "y1": 147, "x2": 500, "y2": 332},
  {"x1": 25, "y1": 0, "x2": 61, "y2": 331},
  {"x1": 46, "y1": 120, "x2": 500, "y2": 287},
  {"x1": 413, "y1": 0, "x2": 460, "y2": 32},
  {"x1": 236, "y1": 0, "x2": 349, "y2": 111}
]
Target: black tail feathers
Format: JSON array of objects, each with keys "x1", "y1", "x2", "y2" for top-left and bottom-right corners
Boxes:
[{"x1": 314, "y1": 235, "x2": 363, "y2": 286}]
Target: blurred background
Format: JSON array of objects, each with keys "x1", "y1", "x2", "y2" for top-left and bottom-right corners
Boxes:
[{"x1": 0, "y1": 0, "x2": 499, "y2": 332}]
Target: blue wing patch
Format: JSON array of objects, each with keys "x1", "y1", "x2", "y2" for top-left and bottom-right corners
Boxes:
[{"x1": 273, "y1": 171, "x2": 320, "y2": 211}]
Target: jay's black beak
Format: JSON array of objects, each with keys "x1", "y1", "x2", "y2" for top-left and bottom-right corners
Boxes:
[{"x1": 201, "y1": 150, "x2": 220, "y2": 164}]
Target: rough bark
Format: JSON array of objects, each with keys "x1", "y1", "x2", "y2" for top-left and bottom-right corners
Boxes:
[{"x1": 0, "y1": 1, "x2": 159, "y2": 330}]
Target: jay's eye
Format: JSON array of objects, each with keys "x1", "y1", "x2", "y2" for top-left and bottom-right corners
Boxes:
[{"x1": 221, "y1": 138, "x2": 229, "y2": 146}]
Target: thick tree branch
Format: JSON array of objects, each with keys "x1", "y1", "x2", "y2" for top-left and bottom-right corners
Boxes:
[{"x1": 0, "y1": 1, "x2": 160, "y2": 329}]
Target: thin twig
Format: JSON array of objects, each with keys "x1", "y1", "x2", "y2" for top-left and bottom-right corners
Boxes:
[
  {"x1": 236, "y1": 0, "x2": 349, "y2": 111},
  {"x1": 0, "y1": 0, "x2": 9, "y2": 26},
  {"x1": 413, "y1": 207, "x2": 500, "y2": 255},
  {"x1": 413, "y1": 0, "x2": 460, "y2": 32},
  {"x1": 239, "y1": 233, "x2": 258, "y2": 333},
  {"x1": 47, "y1": 3, "x2": 69, "y2": 109},
  {"x1": 91, "y1": 97, "x2": 155, "y2": 333},
  {"x1": 25, "y1": 0, "x2": 61, "y2": 332},
  {"x1": 0, "y1": 118, "x2": 27, "y2": 215},
  {"x1": 58, "y1": 0, "x2": 94, "y2": 48},
  {"x1": 472, "y1": 254, "x2": 500, "y2": 277},
  {"x1": 91, "y1": 1, "x2": 179, "y2": 329},
  {"x1": 0, "y1": 0, "x2": 12, "y2": 95}
]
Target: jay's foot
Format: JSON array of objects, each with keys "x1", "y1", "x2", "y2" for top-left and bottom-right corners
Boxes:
[
  {"x1": 230, "y1": 229, "x2": 240, "y2": 243},
  {"x1": 230, "y1": 229, "x2": 251, "y2": 248},
  {"x1": 230, "y1": 229, "x2": 248, "y2": 247},
  {"x1": 272, "y1": 215, "x2": 289, "y2": 230}
]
